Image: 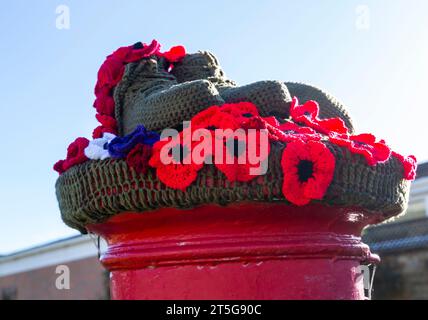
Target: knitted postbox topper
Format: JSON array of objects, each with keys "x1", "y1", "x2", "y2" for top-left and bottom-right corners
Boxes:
[{"x1": 54, "y1": 39, "x2": 416, "y2": 233}]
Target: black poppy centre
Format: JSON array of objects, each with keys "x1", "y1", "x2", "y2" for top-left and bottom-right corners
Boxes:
[
  {"x1": 297, "y1": 159, "x2": 314, "y2": 182},
  {"x1": 225, "y1": 138, "x2": 246, "y2": 158},
  {"x1": 133, "y1": 42, "x2": 144, "y2": 49},
  {"x1": 207, "y1": 125, "x2": 218, "y2": 131}
]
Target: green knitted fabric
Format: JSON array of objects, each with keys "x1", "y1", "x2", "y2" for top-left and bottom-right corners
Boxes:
[
  {"x1": 219, "y1": 80, "x2": 292, "y2": 118},
  {"x1": 114, "y1": 55, "x2": 225, "y2": 135},
  {"x1": 114, "y1": 52, "x2": 355, "y2": 135},
  {"x1": 56, "y1": 142, "x2": 410, "y2": 233},
  {"x1": 172, "y1": 51, "x2": 236, "y2": 89},
  {"x1": 172, "y1": 52, "x2": 292, "y2": 118},
  {"x1": 172, "y1": 51, "x2": 355, "y2": 133}
]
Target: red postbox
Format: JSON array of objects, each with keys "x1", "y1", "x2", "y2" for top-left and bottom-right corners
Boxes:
[
  {"x1": 87, "y1": 203, "x2": 382, "y2": 300},
  {"x1": 54, "y1": 39, "x2": 415, "y2": 300}
]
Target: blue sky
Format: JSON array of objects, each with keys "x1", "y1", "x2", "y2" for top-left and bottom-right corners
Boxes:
[{"x1": 0, "y1": 0, "x2": 427, "y2": 254}]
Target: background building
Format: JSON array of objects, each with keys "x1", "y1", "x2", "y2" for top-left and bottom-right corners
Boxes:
[{"x1": 0, "y1": 235, "x2": 109, "y2": 300}]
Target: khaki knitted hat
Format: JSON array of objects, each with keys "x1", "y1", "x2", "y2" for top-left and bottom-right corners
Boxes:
[{"x1": 54, "y1": 40, "x2": 416, "y2": 233}]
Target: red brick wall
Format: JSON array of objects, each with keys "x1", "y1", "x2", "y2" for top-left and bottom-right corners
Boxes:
[{"x1": 0, "y1": 256, "x2": 109, "y2": 300}]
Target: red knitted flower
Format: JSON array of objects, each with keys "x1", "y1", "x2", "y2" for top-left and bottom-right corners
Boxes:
[
  {"x1": 92, "y1": 126, "x2": 115, "y2": 139},
  {"x1": 92, "y1": 40, "x2": 163, "y2": 140},
  {"x1": 126, "y1": 143, "x2": 152, "y2": 175},
  {"x1": 149, "y1": 133, "x2": 204, "y2": 190},
  {"x1": 277, "y1": 121, "x2": 323, "y2": 142},
  {"x1": 329, "y1": 133, "x2": 391, "y2": 166},
  {"x1": 214, "y1": 130, "x2": 270, "y2": 182},
  {"x1": 289, "y1": 97, "x2": 349, "y2": 135},
  {"x1": 95, "y1": 114, "x2": 116, "y2": 129},
  {"x1": 317, "y1": 118, "x2": 349, "y2": 135},
  {"x1": 221, "y1": 102, "x2": 260, "y2": 124},
  {"x1": 392, "y1": 152, "x2": 417, "y2": 180},
  {"x1": 262, "y1": 116, "x2": 280, "y2": 127},
  {"x1": 95, "y1": 57, "x2": 125, "y2": 95},
  {"x1": 191, "y1": 106, "x2": 239, "y2": 131},
  {"x1": 162, "y1": 45, "x2": 186, "y2": 63},
  {"x1": 54, "y1": 137, "x2": 90, "y2": 174},
  {"x1": 93, "y1": 114, "x2": 118, "y2": 139},
  {"x1": 239, "y1": 116, "x2": 288, "y2": 143},
  {"x1": 210, "y1": 102, "x2": 285, "y2": 144},
  {"x1": 127, "y1": 40, "x2": 161, "y2": 63},
  {"x1": 191, "y1": 103, "x2": 264, "y2": 133},
  {"x1": 107, "y1": 40, "x2": 161, "y2": 64},
  {"x1": 95, "y1": 40, "x2": 161, "y2": 97},
  {"x1": 279, "y1": 121, "x2": 317, "y2": 135},
  {"x1": 290, "y1": 98, "x2": 319, "y2": 121},
  {"x1": 53, "y1": 160, "x2": 66, "y2": 174},
  {"x1": 281, "y1": 140, "x2": 335, "y2": 206},
  {"x1": 94, "y1": 95, "x2": 115, "y2": 116},
  {"x1": 190, "y1": 104, "x2": 272, "y2": 177},
  {"x1": 96, "y1": 114, "x2": 117, "y2": 130}
]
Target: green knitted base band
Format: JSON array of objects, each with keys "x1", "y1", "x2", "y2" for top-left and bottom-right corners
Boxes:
[{"x1": 55, "y1": 142, "x2": 410, "y2": 233}]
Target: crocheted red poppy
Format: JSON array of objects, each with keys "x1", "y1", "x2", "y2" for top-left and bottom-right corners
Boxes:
[
  {"x1": 279, "y1": 121, "x2": 317, "y2": 135},
  {"x1": 93, "y1": 114, "x2": 118, "y2": 139},
  {"x1": 113, "y1": 40, "x2": 161, "y2": 63},
  {"x1": 191, "y1": 106, "x2": 239, "y2": 131},
  {"x1": 392, "y1": 152, "x2": 417, "y2": 180},
  {"x1": 149, "y1": 133, "x2": 204, "y2": 190},
  {"x1": 93, "y1": 40, "x2": 164, "y2": 142},
  {"x1": 54, "y1": 137, "x2": 90, "y2": 174},
  {"x1": 262, "y1": 116, "x2": 280, "y2": 127},
  {"x1": 289, "y1": 97, "x2": 349, "y2": 135},
  {"x1": 53, "y1": 160, "x2": 66, "y2": 174},
  {"x1": 221, "y1": 102, "x2": 261, "y2": 126},
  {"x1": 94, "y1": 95, "x2": 115, "y2": 116},
  {"x1": 161, "y1": 46, "x2": 186, "y2": 63},
  {"x1": 126, "y1": 143, "x2": 152, "y2": 175},
  {"x1": 95, "y1": 57, "x2": 125, "y2": 95},
  {"x1": 281, "y1": 139, "x2": 335, "y2": 206},
  {"x1": 316, "y1": 118, "x2": 349, "y2": 135},
  {"x1": 214, "y1": 130, "x2": 271, "y2": 182},
  {"x1": 290, "y1": 98, "x2": 319, "y2": 121},
  {"x1": 329, "y1": 133, "x2": 391, "y2": 166},
  {"x1": 277, "y1": 121, "x2": 323, "y2": 142},
  {"x1": 239, "y1": 116, "x2": 287, "y2": 143},
  {"x1": 92, "y1": 125, "x2": 116, "y2": 140},
  {"x1": 96, "y1": 114, "x2": 118, "y2": 129},
  {"x1": 95, "y1": 40, "x2": 162, "y2": 97}
]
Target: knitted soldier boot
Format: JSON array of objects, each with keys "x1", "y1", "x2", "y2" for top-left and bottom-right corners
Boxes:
[
  {"x1": 172, "y1": 52, "x2": 355, "y2": 132},
  {"x1": 114, "y1": 55, "x2": 225, "y2": 135},
  {"x1": 172, "y1": 51, "x2": 292, "y2": 119}
]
